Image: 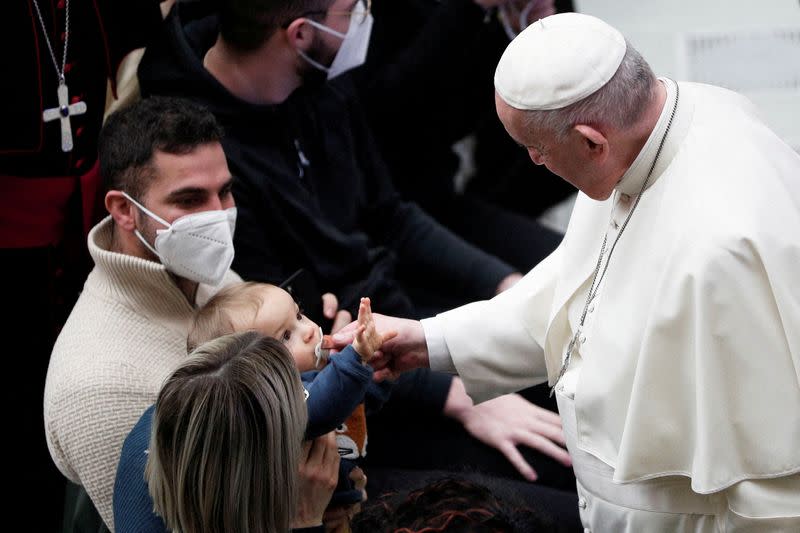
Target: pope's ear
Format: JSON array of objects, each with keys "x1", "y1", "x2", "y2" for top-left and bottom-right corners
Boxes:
[
  {"x1": 573, "y1": 124, "x2": 608, "y2": 159},
  {"x1": 105, "y1": 191, "x2": 137, "y2": 231}
]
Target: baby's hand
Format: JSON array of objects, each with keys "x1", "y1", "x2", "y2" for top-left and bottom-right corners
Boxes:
[{"x1": 352, "y1": 297, "x2": 397, "y2": 363}]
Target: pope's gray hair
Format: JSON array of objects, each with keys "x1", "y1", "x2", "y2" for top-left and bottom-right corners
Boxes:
[
  {"x1": 146, "y1": 331, "x2": 307, "y2": 533},
  {"x1": 523, "y1": 40, "x2": 657, "y2": 139}
]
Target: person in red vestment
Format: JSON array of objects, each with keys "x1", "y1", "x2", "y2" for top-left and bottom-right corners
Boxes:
[{"x1": 1, "y1": 1, "x2": 164, "y2": 529}]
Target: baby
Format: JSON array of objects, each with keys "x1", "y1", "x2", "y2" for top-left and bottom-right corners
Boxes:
[{"x1": 188, "y1": 281, "x2": 395, "y2": 506}]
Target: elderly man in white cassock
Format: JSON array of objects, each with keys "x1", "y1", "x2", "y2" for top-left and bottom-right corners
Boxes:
[{"x1": 333, "y1": 11, "x2": 800, "y2": 532}]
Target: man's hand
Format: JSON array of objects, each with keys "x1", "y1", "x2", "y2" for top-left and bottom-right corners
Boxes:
[
  {"x1": 322, "y1": 293, "x2": 352, "y2": 333},
  {"x1": 333, "y1": 313, "x2": 430, "y2": 381},
  {"x1": 463, "y1": 394, "x2": 571, "y2": 481},
  {"x1": 495, "y1": 272, "x2": 523, "y2": 295},
  {"x1": 444, "y1": 380, "x2": 571, "y2": 482},
  {"x1": 292, "y1": 433, "x2": 340, "y2": 529}
]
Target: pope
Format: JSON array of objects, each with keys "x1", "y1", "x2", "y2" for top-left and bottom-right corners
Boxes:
[{"x1": 335, "y1": 12, "x2": 800, "y2": 531}]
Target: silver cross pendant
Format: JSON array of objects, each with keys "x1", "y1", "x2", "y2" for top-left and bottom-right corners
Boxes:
[{"x1": 42, "y1": 81, "x2": 87, "y2": 152}]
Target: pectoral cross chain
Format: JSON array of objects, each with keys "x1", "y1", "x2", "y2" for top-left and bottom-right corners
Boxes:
[
  {"x1": 550, "y1": 327, "x2": 581, "y2": 397},
  {"x1": 43, "y1": 82, "x2": 86, "y2": 152}
]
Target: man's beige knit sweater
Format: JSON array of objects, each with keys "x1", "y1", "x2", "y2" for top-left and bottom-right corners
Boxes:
[{"x1": 44, "y1": 217, "x2": 240, "y2": 530}]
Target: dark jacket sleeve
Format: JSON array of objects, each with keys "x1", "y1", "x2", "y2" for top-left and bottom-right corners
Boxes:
[
  {"x1": 104, "y1": 0, "x2": 165, "y2": 76},
  {"x1": 113, "y1": 406, "x2": 169, "y2": 533},
  {"x1": 303, "y1": 346, "x2": 374, "y2": 439},
  {"x1": 345, "y1": 94, "x2": 516, "y2": 299},
  {"x1": 364, "y1": 378, "x2": 394, "y2": 415},
  {"x1": 362, "y1": 0, "x2": 505, "y2": 143},
  {"x1": 376, "y1": 368, "x2": 454, "y2": 417},
  {"x1": 357, "y1": 0, "x2": 508, "y2": 208},
  {"x1": 227, "y1": 142, "x2": 304, "y2": 287}
]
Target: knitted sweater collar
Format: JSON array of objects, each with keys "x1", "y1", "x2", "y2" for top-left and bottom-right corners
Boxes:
[{"x1": 87, "y1": 216, "x2": 198, "y2": 331}]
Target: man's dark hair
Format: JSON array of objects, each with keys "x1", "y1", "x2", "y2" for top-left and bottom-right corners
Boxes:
[
  {"x1": 351, "y1": 477, "x2": 558, "y2": 532},
  {"x1": 216, "y1": 0, "x2": 332, "y2": 52},
  {"x1": 98, "y1": 97, "x2": 224, "y2": 199}
]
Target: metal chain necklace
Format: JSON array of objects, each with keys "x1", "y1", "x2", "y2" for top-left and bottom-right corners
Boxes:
[
  {"x1": 550, "y1": 82, "x2": 680, "y2": 397},
  {"x1": 32, "y1": 0, "x2": 86, "y2": 152}
]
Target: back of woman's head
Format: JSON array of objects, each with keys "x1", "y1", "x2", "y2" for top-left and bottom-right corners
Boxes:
[
  {"x1": 146, "y1": 331, "x2": 307, "y2": 533},
  {"x1": 351, "y1": 476, "x2": 556, "y2": 533}
]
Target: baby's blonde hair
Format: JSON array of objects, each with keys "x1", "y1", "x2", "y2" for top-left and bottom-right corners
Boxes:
[{"x1": 188, "y1": 281, "x2": 270, "y2": 353}]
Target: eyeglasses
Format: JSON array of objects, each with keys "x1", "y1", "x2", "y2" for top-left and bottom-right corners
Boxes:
[{"x1": 304, "y1": 0, "x2": 372, "y2": 26}]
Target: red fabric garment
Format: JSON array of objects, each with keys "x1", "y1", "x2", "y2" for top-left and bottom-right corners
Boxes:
[
  {"x1": 0, "y1": 161, "x2": 100, "y2": 248},
  {"x1": 0, "y1": 3, "x2": 161, "y2": 528},
  {"x1": 0, "y1": 175, "x2": 76, "y2": 248}
]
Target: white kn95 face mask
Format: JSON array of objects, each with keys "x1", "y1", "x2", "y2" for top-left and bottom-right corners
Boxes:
[{"x1": 123, "y1": 192, "x2": 237, "y2": 286}]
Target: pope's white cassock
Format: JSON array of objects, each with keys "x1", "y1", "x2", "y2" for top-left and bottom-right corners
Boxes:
[{"x1": 422, "y1": 14, "x2": 800, "y2": 533}]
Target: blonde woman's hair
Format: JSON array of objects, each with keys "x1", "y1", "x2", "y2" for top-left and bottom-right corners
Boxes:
[
  {"x1": 187, "y1": 281, "x2": 268, "y2": 353},
  {"x1": 146, "y1": 331, "x2": 308, "y2": 533}
]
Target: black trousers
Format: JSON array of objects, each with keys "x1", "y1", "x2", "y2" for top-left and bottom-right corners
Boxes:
[{"x1": 363, "y1": 385, "x2": 581, "y2": 531}]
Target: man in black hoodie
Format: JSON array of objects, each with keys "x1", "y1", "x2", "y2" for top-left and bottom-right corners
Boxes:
[
  {"x1": 137, "y1": 0, "x2": 577, "y2": 515},
  {"x1": 139, "y1": 0, "x2": 523, "y2": 320}
]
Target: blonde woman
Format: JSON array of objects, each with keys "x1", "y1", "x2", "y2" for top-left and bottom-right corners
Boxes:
[{"x1": 114, "y1": 331, "x2": 342, "y2": 532}]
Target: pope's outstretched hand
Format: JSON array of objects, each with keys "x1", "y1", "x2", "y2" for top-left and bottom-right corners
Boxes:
[{"x1": 333, "y1": 313, "x2": 429, "y2": 380}]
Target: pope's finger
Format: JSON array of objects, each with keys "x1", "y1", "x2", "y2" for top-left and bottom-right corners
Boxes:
[
  {"x1": 381, "y1": 330, "x2": 398, "y2": 343},
  {"x1": 373, "y1": 368, "x2": 395, "y2": 382},
  {"x1": 332, "y1": 324, "x2": 358, "y2": 345},
  {"x1": 369, "y1": 352, "x2": 389, "y2": 369}
]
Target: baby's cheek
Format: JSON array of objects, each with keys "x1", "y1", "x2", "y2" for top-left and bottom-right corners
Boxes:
[{"x1": 294, "y1": 352, "x2": 318, "y2": 373}]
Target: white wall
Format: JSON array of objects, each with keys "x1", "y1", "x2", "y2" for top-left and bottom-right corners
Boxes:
[{"x1": 575, "y1": 0, "x2": 800, "y2": 151}]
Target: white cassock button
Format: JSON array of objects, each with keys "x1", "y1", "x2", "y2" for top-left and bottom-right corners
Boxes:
[
  {"x1": 580, "y1": 335, "x2": 587, "y2": 344},
  {"x1": 588, "y1": 305, "x2": 595, "y2": 313},
  {"x1": 578, "y1": 497, "x2": 587, "y2": 509},
  {"x1": 612, "y1": 220, "x2": 620, "y2": 230},
  {"x1": 621, "y1": 193, "x2": 631, "y2": 202}
]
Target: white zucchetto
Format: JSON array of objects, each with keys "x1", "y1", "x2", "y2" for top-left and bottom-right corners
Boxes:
[{"x1": 495, "y1": 12, "x2": 626, "y2": 111}]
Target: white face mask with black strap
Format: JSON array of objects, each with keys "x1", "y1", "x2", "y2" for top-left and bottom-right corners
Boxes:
[
  {"x1": 122, "y1": 192, "x2": 237, "y2": 286},
  {"x1": 298, "y1": 0, "x2": 374, "y2": 80}
]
